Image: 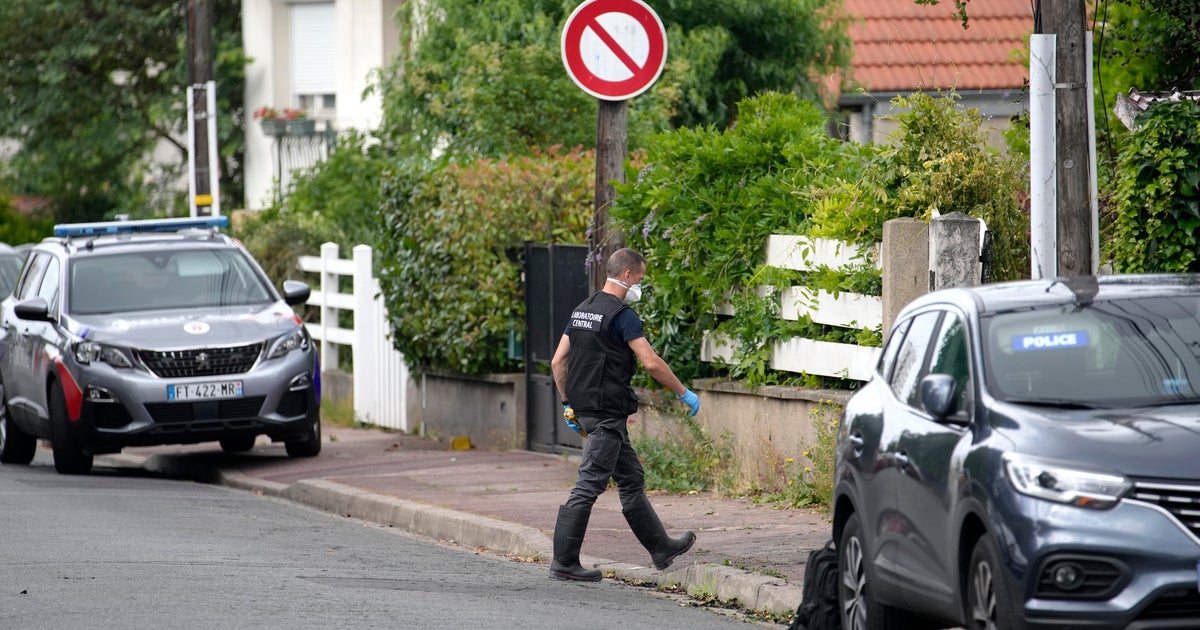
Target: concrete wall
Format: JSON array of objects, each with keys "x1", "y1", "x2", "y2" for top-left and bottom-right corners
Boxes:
[
  {"x1": 407, "y1": 372, "x2": 527, "y2": 451},
  {"x1": 631, "y1": 380, "x2": 852, "y2": 490}
]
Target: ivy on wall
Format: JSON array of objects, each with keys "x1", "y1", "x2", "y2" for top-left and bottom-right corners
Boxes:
[
  {"x1": 613, "y1": 92, "x2": 873, "y2": 387},
  {"x1": 1108, "y1": 100, "x2": 1200, "y2": 272}
]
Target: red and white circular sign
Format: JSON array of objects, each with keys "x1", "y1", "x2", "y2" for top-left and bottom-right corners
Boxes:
[{"x1": 561, "y1": 0, "x2": 668, "y2": 101}]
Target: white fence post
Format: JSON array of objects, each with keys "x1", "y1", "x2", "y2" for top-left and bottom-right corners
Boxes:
[
  {"x1": 319, "y1": 242, "x2": 340, "y2": 371},
  {"x1": 352, "y1": 245, "x2": 374, "y2": 426}
]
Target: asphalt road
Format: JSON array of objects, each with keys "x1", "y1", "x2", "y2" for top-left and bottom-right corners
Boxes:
[{"x1": 0, "y1": 454, "x2": 772, "y2": 630}]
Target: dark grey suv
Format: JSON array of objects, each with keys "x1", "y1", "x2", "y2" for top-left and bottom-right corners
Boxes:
[
  {"x1": 0, "y1": 217, "x2": 321, "y2": 475},
  {"x1": 834, "y1": 275, "x2": 1200, "y2": 630}
]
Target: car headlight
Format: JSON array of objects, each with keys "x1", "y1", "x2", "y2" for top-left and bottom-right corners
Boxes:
[
  {"x1": 74, "y1": 341, "x2": 132, "y2": 368},
  {"x1": 266, "y1": 327, "x2": 310, "y2": 360},
  {"x1": 1004, "y1": 453, "x2": 1130, "y2": 509}
]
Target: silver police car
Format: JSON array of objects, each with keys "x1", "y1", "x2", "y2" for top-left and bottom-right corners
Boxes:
[{"x1": 0, "y1": 217, "x2": 321, "y2": 474}]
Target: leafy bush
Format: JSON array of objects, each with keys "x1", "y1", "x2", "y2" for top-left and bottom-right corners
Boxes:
[
  {"x1": 0, "y1": 193, "x2": 53, "y2": 245},
  {"x1": 810, "y1": 93, "x2": 1030, "y2": 281},
  {"x1": 377, "y1": 146, "x2": 594, "y2": 375},
  {"x1": 236, "y1": 130, "x2": 386, "y2": 287},
  {"x1": 1108, "y1": 100, "x2": 1200, "y2": 272},
  {"x1": 613, "y1": 92, "x2": 872, "y2": 387}
]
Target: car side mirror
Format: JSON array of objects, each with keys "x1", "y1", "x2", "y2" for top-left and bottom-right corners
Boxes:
[
  {"x1": 921, "y1": 374, "x2": 963, "y2": 423},
  {"x1": 282, "y1": 280, "x2": 311, "y2": 306},
  {"x1": 13, "y1": 297, "x2": 53, "y2": 323}
]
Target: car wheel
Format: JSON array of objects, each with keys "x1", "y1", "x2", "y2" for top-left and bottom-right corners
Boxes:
[
  {"x1": 284, "y1": 417, "x2": 321, "y2": 458},
  {"x1": 840, "y1": 512, "x2": 920, "y2": 630},
  {"x1": 49, "y1": 380, "x2": 93, "y2": 475},
  {"x1": 0, "y1": 382, "x2": 36, "y2": 465},
  {"x1": 966, "y1": 534, "x2": 1019, "y2": 630},
  {"x1": 219, "y1": 435, "x2": 257, "y2": 453}
]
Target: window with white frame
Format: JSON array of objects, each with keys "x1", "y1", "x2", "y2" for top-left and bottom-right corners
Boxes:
[{"x1": 290, "y1": 2, "x2": 336, "y2": 116}]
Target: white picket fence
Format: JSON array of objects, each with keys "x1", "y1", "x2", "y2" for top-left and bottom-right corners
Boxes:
[
  {"x1": 701, "y1": 235, "x2": 883, "y2": 381},
  {"x1": 298, "y1": 243, "x2": 409, "y2": 431}
]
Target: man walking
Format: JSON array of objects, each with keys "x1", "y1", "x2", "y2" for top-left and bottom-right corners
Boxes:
[{"x1": 548, "y1": 248, "x2": 701, "y2": 582}]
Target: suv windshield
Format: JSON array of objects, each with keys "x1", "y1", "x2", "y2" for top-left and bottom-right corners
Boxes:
[
  {"x1": 983, "y1": 296, "x2": 1200, "y2": 408},
  {"x1": 68, "y1": 248, "x2": 273, "y2": 315}
]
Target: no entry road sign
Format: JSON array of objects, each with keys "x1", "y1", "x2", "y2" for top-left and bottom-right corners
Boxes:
[{"x1": 561, "y1": 0, "x2": 667, "y2": 101}]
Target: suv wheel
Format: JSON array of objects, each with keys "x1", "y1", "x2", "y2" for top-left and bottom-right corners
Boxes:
[
  {"x1": 49, "y1": 381, "x2": 93, "y2": 475},
  {"x1": 219, "y1": 435, "x2": 257, "y2": 453},
  {"x1": 840, "y1": 512, "x2": 922, "y2": 630},
  {"x1": 284, "y1": 417, "x2": 321, "y2": 458},
  {"x1": 966, "y1": 534, "x2": 1017, "y2": 630},
  {"x1": 0, "y1": 382, "x2": 36, "y2": 465}
]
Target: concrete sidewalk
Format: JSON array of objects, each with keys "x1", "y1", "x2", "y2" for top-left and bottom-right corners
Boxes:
[{"x1": 98, "y1": 424, "x2": 833, "y2": 620}]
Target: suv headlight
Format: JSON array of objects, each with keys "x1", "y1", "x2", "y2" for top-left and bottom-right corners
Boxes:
[
  {"x1": 1004, "y1": 453, "x2": 1131, "y2": 509},
  {"x1": 266, "y1": 327, "x2": 310, "y2": 360},
  {"x1": 74, "y1": 341, "x2": 132, "y2": 368}
]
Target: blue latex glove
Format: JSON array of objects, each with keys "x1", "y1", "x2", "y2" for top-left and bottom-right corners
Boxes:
[
  {"x1": 677, "y1": 389, "x2": 700, "y2": 416},
  {"x1": 562, "y1": 404, "x2": 582, "y2": 434}
]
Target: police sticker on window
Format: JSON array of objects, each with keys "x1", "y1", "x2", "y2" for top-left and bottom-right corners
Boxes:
[
  {"x1": 570, "y1": 311, "x2": 604, "y2": 331},
  {"x1": 1012, "y1": 330, "x2": 1089, "y2": 352}
]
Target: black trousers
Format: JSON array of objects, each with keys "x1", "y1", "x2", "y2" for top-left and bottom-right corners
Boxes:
[{"x1": 564, "y1": 416, "x2": 645, "y2": 511}]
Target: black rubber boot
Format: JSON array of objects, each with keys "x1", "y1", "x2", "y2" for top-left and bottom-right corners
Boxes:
[
  {"x1": 549, "y1": 505, "x2": 602, "y2": 582},
  {"x1": 623, "y1": 494, "x2": 696, "y2": 570}
]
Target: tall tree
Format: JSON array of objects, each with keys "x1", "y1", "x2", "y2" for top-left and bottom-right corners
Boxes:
[
  {"x1": 0, "y1": 0, "x2": 246, "y2": 222},
  {"x1": 377, "y1": 0, "x2": 850, "y2": 161}
]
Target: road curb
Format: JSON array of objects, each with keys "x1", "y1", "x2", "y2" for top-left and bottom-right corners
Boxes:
[{"x1": 98, "y1": 453, "x2": 803, "y2": 618}]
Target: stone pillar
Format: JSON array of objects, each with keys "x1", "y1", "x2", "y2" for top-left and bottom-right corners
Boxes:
[
  {"x1": 882, "y1": 217, "x2": 929, "y2": 338},
  {"x1": 929, "y1": 212, "x2": 984, "y2": 291}
]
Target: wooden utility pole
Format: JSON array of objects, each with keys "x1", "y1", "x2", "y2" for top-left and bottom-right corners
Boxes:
[
  {"x1": 187, "y1": 0, "x2": 215, "y2": 217},
  {"x1": 1042, "y1": 0, "x2": 1092, "y2": 276},
  {"x1": 590, "y1": 100, "x2": 628, "y2": 291}
]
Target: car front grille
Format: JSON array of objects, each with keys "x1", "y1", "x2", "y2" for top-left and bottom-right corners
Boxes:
[
  {"x1": 144, "y1": 397, "x2": 266, "y2": 424},
  {"x1": 136, "y1": 343, "x2": 264, "y2": 378},
  {"x1": 1130, "y1": 481, "x2": 1200, "y2": 538},
  {"x1": 1135, "y1": 588, "x2": 1200, "y2": 621}
]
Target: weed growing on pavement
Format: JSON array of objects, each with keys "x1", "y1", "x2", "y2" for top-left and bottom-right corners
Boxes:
[
  {"x1": 320, "y1": 395, "x2": 358, "y2": 428},
  {"x1": 634, "y1": 411, "x2": 737, "y2": 494},
  {"x1": 755, "y1": 399, "x2": 841, "y2": 509}
]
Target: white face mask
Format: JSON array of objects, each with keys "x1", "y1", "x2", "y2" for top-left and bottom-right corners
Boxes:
[{"x1": 608, "y1": 278, "x2": 643, "y2": 303}]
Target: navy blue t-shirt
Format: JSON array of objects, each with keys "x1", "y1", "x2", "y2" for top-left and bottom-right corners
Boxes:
[{"x1": 564, "y1": 307, "x2": 644, "y2": 344}]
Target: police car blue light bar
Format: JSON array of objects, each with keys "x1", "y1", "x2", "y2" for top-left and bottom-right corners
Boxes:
[{"x1": 53, "y1": 216, "x2": 229, "y2": 238}]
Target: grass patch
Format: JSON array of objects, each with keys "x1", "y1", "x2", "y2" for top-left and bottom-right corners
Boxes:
[
  {"x1": 320, "y1": 395, "x2": 359, "y2": 428},
  {"x1": 634, "y1": 412, "x2": 737, "y2": 494}
]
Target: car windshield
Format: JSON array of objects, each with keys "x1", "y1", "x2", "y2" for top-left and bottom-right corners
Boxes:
[
  {"x1": 983, "y1": 296, "x2": 1200, "y2": 408},
  {"x1": 68, "y1": 248, "x2": 274, "y2": 315},
  {"x1": 0, "y1": 253, "x2": 22, "y2": 298}
]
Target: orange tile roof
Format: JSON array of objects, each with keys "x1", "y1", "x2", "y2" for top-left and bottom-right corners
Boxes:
[{"x1": 833, "y1": 0, "x2": 1033, "y2": 94}]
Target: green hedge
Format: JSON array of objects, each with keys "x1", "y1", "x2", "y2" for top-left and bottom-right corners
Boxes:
[
  {"x1": 1108, "y1": 101, "x2": 1200, "y2": 272},
  {"x1": 377, "y1": 147, "x2": 594, "y2": 374}
]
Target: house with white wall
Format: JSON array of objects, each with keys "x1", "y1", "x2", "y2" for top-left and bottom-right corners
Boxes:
[{"x1": 241, "y1": 0, "x2": 403, "y2": 210}]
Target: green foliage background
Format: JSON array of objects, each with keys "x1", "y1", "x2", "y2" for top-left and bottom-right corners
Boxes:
[
  {"x1": 613, "y1": 92, "x2": 870, "y2": 386},
  {"x1": 0, "y1": 0, "x2": 246, "y2": 221},
  {"x1": 236, "y1": 131, "x2": 386, "y2": 288},
  {"x1": 376, "y1": 0, "x2": 850, "y2": 160},
  {"x1": 377, "y1": 147, "x2": 594, "y2": 374},
  {"x1": 612, "y1": 92, "x2": 1029, "y2": 388},
  {"x1": 1108, "y1": 102, "x2": 1200, "y2": 272}
]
